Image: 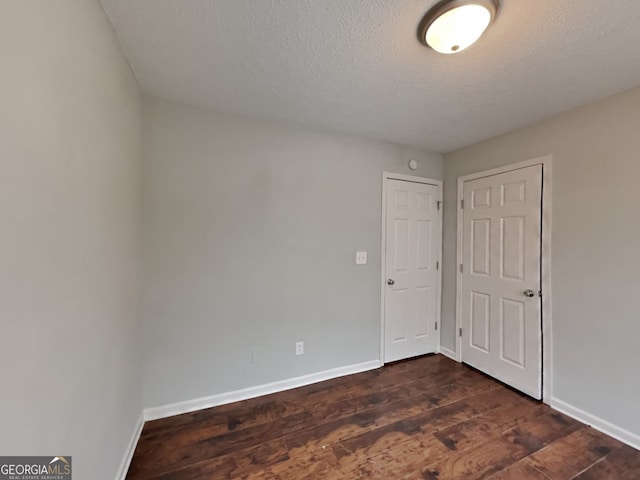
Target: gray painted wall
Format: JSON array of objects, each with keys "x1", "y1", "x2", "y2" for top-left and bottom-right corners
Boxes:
[
  {"x1": 0, "y1": 2, "x2": 143, "y2": 479},
  {"x1": 442, "y1": 86, "x2": 640, "y2": 436},
  {"x1": 141, "y1": 97, "x2": 442, "y2": 408}
]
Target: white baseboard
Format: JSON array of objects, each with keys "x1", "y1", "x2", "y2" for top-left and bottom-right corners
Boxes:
[
  {"x1": 115, "y1": 413, "x2": 144, "y2": 480},
  {"x1": 439, "y1": 347, "x2": 459, "y2": 362},
  {"x1": 144, "y1": 359, "x2": 383, "y2": 421},
  {"x1": 551, "y1": 397, "x2": 640, "y2": 451}
]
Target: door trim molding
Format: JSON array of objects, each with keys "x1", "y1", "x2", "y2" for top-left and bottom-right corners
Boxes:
[
  {"x1": 454, "y1": 156, "x2": 553, "y2": 403},
  {"x1": 380, "y1": 172, "x2": 442, "y2": 364}
]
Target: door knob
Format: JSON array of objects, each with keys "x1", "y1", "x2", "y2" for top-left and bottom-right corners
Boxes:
[
  {"x1": 523, "y1": 289, "x2": 535, "y2": 298},
  {"x1": 387, "y1": 279, "x2": 395, "y2": 286}
]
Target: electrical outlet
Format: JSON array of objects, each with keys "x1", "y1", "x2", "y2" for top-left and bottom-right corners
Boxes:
[{"x1": 295, "y1": 341, "x2": 304, "y2": 356}]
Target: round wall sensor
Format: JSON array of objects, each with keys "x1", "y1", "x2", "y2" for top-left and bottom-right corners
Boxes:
[{"x1": 409, "y1": 159, "x2": 418, "y2": 170}]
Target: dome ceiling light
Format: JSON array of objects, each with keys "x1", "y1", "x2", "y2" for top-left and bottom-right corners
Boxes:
[{"x1": 418, "y1": 0, "x2": 499, "y2": 54}]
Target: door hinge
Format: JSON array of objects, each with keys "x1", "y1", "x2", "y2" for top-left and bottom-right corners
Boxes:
[
  {"x1": 435, "y1": 322, "x2": 438, "y2": 331},
  {"x1": 538, "y1": 290, "x2": 543, "y2": 298},
  {"x1": 459, "y1": 327, "x2": 463, "y2": 337},
  {"x1": 436, "y1": 200, "x2": 442, "y2": 211},
  {"x1": 460, "y1": 199, "x2": 464, "y2": 210},
  {"x1": 459, "y1": 263, "x2": 463, "y2": 273},
  {"x1": 436, "y1": 261, "x2": 440, "y2": 270}
]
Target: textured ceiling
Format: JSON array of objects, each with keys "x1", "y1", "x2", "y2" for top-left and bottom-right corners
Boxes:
[{"x1": 100, "y1": 0, "x2": 640, "y2": 152}]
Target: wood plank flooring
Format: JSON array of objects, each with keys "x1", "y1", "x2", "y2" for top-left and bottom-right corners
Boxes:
[{"x1": 127, "y1": 355, "x2": 640, "y2": 479}]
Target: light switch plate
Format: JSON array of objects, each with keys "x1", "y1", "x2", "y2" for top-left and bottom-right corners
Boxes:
[{"x1": 356, "y1": 251, "x2": 367, "y2": 265}]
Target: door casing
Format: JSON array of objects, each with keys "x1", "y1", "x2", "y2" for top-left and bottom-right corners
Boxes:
[
  {"x1": 380, "y1": 172, "x2": 443, "y2": 364},
  {"x1": 455, "y1": 156, "x2": 553, "y2": 403}
]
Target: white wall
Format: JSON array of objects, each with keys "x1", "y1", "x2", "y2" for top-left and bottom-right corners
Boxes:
[
  {"x1": 0, "y1": 2, "x2": 143, "y2": 479},
  {"x1": 141, "y1": 97, "x2": 442, "y2": 409},
  {"x1": 442, "y1": 86, "x2": 640, "y2": 437}
]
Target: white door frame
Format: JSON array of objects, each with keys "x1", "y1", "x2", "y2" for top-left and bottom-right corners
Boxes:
[
  {"x1": 380, "y1": 172, "x2": 443, "y2": 363},
  {"x1": 455, "y1": 156, "x2": 553, "y2": 403}
]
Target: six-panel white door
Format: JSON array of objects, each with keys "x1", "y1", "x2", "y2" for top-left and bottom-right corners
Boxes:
[
  {"x1": 461, "y1": 165, "x2": 543, "y2": 399},
  {"x1": 384, "y1": 179, "x2": 440, "y2": 362}
]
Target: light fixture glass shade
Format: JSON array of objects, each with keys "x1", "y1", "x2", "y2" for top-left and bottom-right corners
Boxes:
[{"x1": 419, "y1": 1, "x2": 498, "y2": 54}]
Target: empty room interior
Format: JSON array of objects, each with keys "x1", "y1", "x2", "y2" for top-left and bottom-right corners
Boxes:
[{"x1": 3, "y1": 0, "x2": 640, "y2": 479}]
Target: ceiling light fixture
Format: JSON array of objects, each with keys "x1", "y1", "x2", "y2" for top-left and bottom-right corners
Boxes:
[{"x1": 418, "y1": 0, "x2": 499, "y2": 54}]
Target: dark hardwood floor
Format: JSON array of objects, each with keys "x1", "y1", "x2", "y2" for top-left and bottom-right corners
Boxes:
[{"x1": 127, "y1": 355, "x2": 640, "y2": 479}]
